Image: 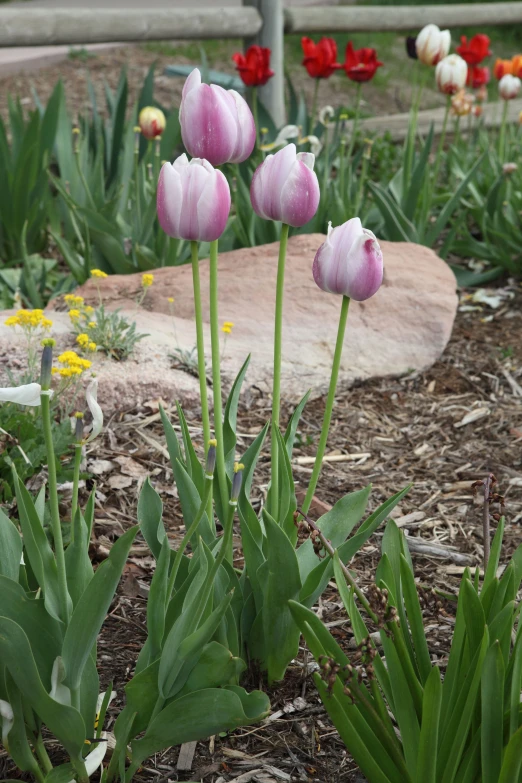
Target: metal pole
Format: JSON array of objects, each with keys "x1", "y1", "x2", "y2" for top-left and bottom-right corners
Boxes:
[{"x1": 244, "y1": 0, "x2": 286, "y2": 128}]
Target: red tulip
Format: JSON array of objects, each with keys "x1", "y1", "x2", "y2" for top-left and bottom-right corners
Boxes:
[
  {"x1": 467, "y1": 65, "x2": 490, "y2": 89},
  {"x1": 456, "y1": 34, "x2": 491, "y2": 66},
  {"x1": 301, "y1": 37, "x2": 341, "y2": 79},
  {"x1": 343, "y1": 42, "x2": 383, "y2": 83},
  {"x1": 232, "y1": 45, "x2": 274, "y2": 88}
]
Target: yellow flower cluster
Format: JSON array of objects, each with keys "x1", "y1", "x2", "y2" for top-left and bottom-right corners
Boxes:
[
  {"x1": 142, "y1": 274, "x2": 154, "y2": 289},
  {"x1": 5, "y1": 309, "x2": 53, "y2": 331},
  {"x1": 55, "y1": 351, "x2": 92, "y2": 378},
  {"x1": 221, "y1": 321, "x2": 234, "y2": 335},
  {"x1": 76, "y1": 333, "x2": 97, "y2": 352},
  {"x1": 64, "y1": 294, "x2": 85, "y2": 308},
  {"x1": 91, "y1": 269, "x2": 108, "y2": 279}
]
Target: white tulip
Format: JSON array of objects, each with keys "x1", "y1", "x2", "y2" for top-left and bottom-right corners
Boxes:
[
  {"x1": 436, "y1": 54, "x2": 468, "y2": 95},
  {"x1": 85, "y1": 379, "x2": 103, "y2": 443},
  {"x1": 416, "y1": 24, "x2": 451, "y2": 66},
  {"x1": 0, "y1": 699, "x2": 14, "y2": 750},
  {"x1": 0, "y1": 382, "x2": 44, "y2": 407},
  {"x1": 499, "y1": 74, "x2": 521, "y2": 100}
]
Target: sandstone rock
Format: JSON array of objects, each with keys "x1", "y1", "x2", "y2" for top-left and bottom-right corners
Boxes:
[{"x1": 0, "y1": 235, "x2": 457, "y2": 413}]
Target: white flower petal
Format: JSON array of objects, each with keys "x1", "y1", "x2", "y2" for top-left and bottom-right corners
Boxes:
[
  {"x1": 0, "y1": 383, "x2": 43, "y2": 407},
  {"x1": 0, "y1": 699, "x2": 13, "y2": 748},
  {"x1": 85, "y1": 379, "x2": 103, "y2": 444}
]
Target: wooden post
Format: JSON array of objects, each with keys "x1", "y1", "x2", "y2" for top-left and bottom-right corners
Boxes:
[{"x1": 244, "y1": 0, "x2": 286, "y2": 128}]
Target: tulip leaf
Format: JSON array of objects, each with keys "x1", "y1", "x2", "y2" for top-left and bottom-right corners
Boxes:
[
  {"x1": 0, "y1": 507, "x2": 22, "y2": 582},
  {"x1": 130, "y1": 686, "x2": 269, "y2": 768},
  {"x1": 261, "y1": 510, "x2": 302, "y2": 683},
  {"x1": 65, "y1": 509, "x2": 94, "y2": 607},
  {"x1": 273, "y1": 427, "x2": 297, "y2": 543},
  {"x1": 62, "y1": 526, "x2": 138, "y2": 692},
  {"x1": 223, "y1": 354, "x2": 251, "y2": 476},
  {"x1": 400, "y1": 554, "x2": 432, "y2": 685},
  {"x1": 5, "y1": 672, "x2": 43, "y2": 776},
  {"x1": 138, "y1": 478, "x2": 165, "y2": 560},
  {"x1": 481, "y1": 641, "x2": 504, "y2": 783},
  {"x1": 176, "y1": 402, "x2": 204, "y2": 488},
  {"x1": 498, "y1": 725, "x2": 522, "y2": 783},
  {"x1": 416, "y1": 666, "x2": 442, "y2": 783},
  {"x1": 147, "y1": 537, "x2": 170, "y2": 661},
  {"x1": 12, "y1": 470, "x2": 65, "y2": 623},
  {"x1": 481, "y1": 516, "x2": 505, "y2": 596},
  {"x1": 283, "y1": 390, "x2": 310, "y2": 459},
  {"x1": 44, "y1": 764, "x2": 76, "y2": 783},
  {"x1": 0, "y1": 576, "x2": 62, "y2": 688},
  {"x1": 0, "y1": 617, "x2": 86, "y2": 756}
]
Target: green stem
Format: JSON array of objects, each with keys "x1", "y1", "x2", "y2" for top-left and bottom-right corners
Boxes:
[
  {"x1": 134, "y1": 149, "x2": 141, "y2": 226},
  {"x1": 403, "y1": 67, "x2": 424, "y2": 193},
  {"x1": 34, "y1": 733, "x2": 52, "y2": 775},
  {"x1": 302, "y1": 296, "x2": 350, "y2": 515},
  {"x1": 499, "y1": 99, "x2": 509, "y2": 162},
  {"x1": 209, "y1": 240, "x2": 229, "y2": 536},
  {"x1": 270, "y1": 223, "x2": 290, "y2": 521},
  {"x1": 310, "y1": 78, "x2": 320, "y2": 132},
  {"x1": 40, "y1": 392, "x2": 70, "y2": 625},
  {"x1": 74, "y1": 148, "x2": 96, "y2": 211},
  {"x1": 346, "y1": 83, "x2": 362, "y2": 162},
  {"x1": 353, "y1": 152, "x2": 369, "y2": 216},
  {"x1": 167, "y1": 474, "x2": 213, "y2": 601},
  {"x1": 71, "y1": 444, "x2": 82, "y2": 538},
  {"x1": 190, "y1": 242, "x2": 211, "y2": 450},
  {"x1": 339, "y1": 140, "x2": 347, "y2": 206},
  {"x1": 432, "y1": 96, "x2": 451, "y2": 188}
]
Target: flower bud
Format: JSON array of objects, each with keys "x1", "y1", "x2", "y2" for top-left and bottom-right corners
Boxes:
[
  {"x1": 157, "y1": 155, "x2": 231, "y2": 242},
  {"x1": 312, "y1": 219, "x2": 383, "y2": 301},
  {"x1": 231, "y1": 461, "x2": 244, "y2": 503},
  {"x1": 40, "y1": 338, "x2": 56, "y2": 390},
  {"x1": 415, "y1": 24, "x2": 451, "y2": 66},
  {"x1": 138, "y1": 106, "x2": 166, "y2": 140},
  {"x1": 435, "y1": 54, "x2": 468, "y2": 95},
  {"x1": 250, "y1": 143, "x2": 320, "y2": 227},
  {"x1": 499, "y1": 73, "x2": 521, "y2": 101},
  {"x1": 206, "y1": 439, "x2": 217, "y2": 477},
  {"x1": 74, "y1": 411, "x2": 84, "y2": 443},
  {"x1": 180, "y1": 68, "x2": 255, "y2": 166}
]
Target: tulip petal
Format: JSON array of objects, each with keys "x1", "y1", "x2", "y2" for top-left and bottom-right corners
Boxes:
[
  {"x1": 178, "y1": 159, "x2": 211, "y2": 240},
  {"x1": 228, "y1": 90, "x2": 256, "y2": 163},
  {"x1": 85, "y1": 379, "x2": 103, "y2": 444},
  {"x1": 196, "y1": 169, "x2": 231, "y2": 242},
  {"x1": 343, "y1": 232, "x2": 384, "y2": 301},
  {"x1": 0, "y1": 383, "x2": 43, "y2": 407},
  {"x1": 157, "y1": 163, "x2": 182, "y2": 239},
  {"x1": 280, "y1": 158, "x2": 320, "y2": 227},
  {"x1": 0, "y1": 699, "x2": 13, "y2": 749},
  {"x1": 181, "y1": 82, "x2": 238, "y2": 165}
]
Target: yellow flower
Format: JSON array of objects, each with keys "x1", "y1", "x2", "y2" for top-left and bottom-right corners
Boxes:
[
  {"x1": 84, "y1": 306, "x2": 94, "y2": 316},
  {"x1": 69, "y1": 310, "x2": 81, "y2": 321},
  {"x1": 5, "y1": 309, "x2": 52, "y2": 331},
  {"x1": 221, "y1": 326, "x2": 232, "y2": 335},
  {"x1": 64, "y1": 294, "x2": 84, "y2": 308},
  {"x1": 88, "y1": 342, "x2": 97, "y2": 352},
  {"x1": 88, "y1": 321, "x2": 96, "y2": 328},
  {"x1": 76, "y1": 334, "x2": 90, "y2": 348},
  {"x1": 223, "y1": 321, "x2": 234, "y2": 328},
  {"x1": 142, "y1": 274, "x2": 154, "y2": 288},
  {"x1": 167, "y1": 297, "x2": 174, "y2": 304},
  {"x1": 57, "y1": 350, "x2": 92, "y2": 375},
  {"x1": 91, "y1": 269, "x2": 108, "y2": 279}
]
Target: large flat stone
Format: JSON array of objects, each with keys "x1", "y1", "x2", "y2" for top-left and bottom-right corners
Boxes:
[{"x1": 0, "y1": 235, "x2": 457, "y2": 412}]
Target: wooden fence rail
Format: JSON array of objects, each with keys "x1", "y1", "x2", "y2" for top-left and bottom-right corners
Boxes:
[{"x1": 2, "y1": 1, "x2": 522, "y2": 126}]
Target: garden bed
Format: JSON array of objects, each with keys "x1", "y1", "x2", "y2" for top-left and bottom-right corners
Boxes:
[{"x1": 1, "y1": 282, "x2": 517, "y2": 783}]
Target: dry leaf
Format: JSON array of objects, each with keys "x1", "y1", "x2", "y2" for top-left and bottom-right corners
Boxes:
[
  {"x1": 108, "y1": 474, "x2": 133, "y2": 490},
  {"x1": 113, "y1": 455, "x2": 149, "y2": 478},
  {"x1": 454, "y1": 407, "x2": 490, "y2": 428}
]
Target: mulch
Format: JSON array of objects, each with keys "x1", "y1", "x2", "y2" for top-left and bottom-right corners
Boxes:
[{"x1": 10, "y1": 279, "x2": 516, "y2": 783}]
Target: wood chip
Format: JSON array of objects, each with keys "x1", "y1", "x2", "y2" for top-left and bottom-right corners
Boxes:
[
  {"x1": 454, "y1": 407, "x2": 490, "y2": 428},
  {"x1": 176, "y1": 740, "x2": 197, "y2": 771}
]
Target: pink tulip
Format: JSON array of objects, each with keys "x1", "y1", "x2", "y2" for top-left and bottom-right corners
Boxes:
[
  {"x1": 250, "y1": 143, "x2": 320, "y2": 227},
  {"x1": 312, "y1": 218, "x2": 383, "y2": 300},
  {"x1": 157, "y1": 154, "x2": 231, "y2": 242},
  {"x1": 180, "y1": 68, "x2": 256, "y2": 166}
]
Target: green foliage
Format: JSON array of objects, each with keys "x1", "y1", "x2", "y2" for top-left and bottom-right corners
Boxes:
[
  {"x1": 291, "y1": 519, "x2": 522, "y2": 783},
  {"x1": 75, "y1": 303, "x2": 147, "y2": 361}
]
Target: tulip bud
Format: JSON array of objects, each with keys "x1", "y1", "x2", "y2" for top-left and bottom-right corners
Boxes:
[
  {"x1": 435, "y1": 54, "x2": 468, "y2": 95},
  {"x1": 138, "y1": 106, "x2": 166, "y2": 141},
  {"x1": 205, "y1": 439, "x2": 217, "y2": 477},
  {"x1": 231, "y1": 461, "x2": 244, "y2": 504},
  {"x1": 157, "y1": 154, "x2": 231, "y2": 242},
  {"x1": 40, "y1": 338, "x2": 56, "y2": 390},
  {"x1": 250, "y1": 143, "x2": 320, "y2": 227},
  {"x1": 180, "y1": 68, "x2": 256, "y2": 166},
  {"x1": 312, "y1": 219, "x2": 383, "y2": 301},
  {"x1": 499, "y1": 73, "x2": 521, "y2": 101},
  {"x1": 416, "y1": 24, "x2": 451, "y2": 66},
  {"x1": 74, "y1": 411, "x2": 84, "y2": 443}
]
